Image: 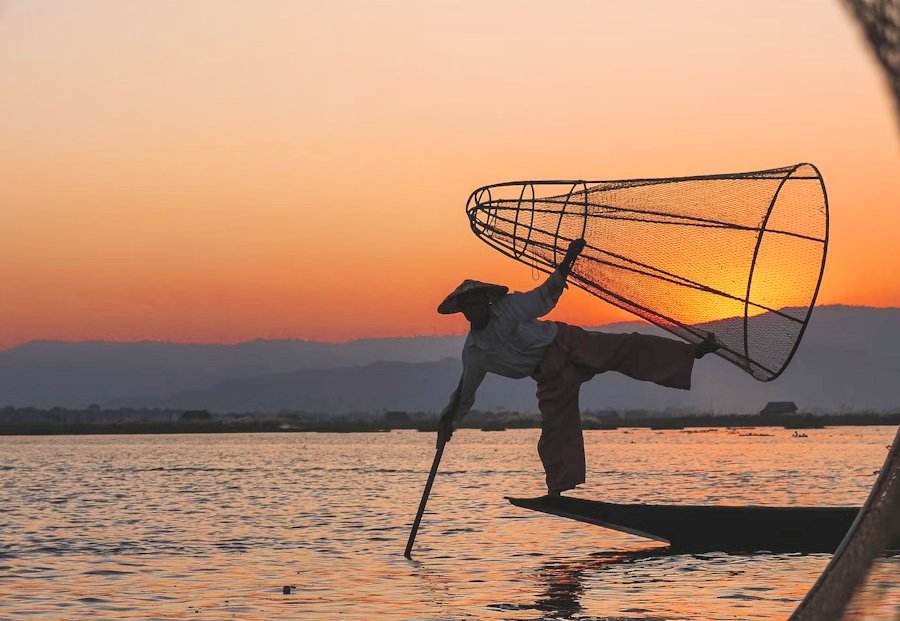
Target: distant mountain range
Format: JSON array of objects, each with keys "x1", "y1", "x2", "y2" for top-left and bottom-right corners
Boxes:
[
  {"x1": 1, "y1": 305, "x2": 899, "y2": 414},
  {"x1": 0, "y1": 335, "x2": 465, "y2": 409}
]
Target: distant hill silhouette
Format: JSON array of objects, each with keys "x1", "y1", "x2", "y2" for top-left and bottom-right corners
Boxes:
[
  {"x1": 1, "y1": 306, "x2": 899, "y2": 414},
  {"x1": 0, "y1": 335, "x2": 464, "y2": 408}
]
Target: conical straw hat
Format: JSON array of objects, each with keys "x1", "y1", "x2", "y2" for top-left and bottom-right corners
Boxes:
[{"x1": 437, "y1": 280, "x2": 508, "y2": 314}]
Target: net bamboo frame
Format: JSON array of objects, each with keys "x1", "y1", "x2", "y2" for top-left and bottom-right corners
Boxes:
[{"x1": 466, "y1": 164, "x2": 829, "y2": 382}]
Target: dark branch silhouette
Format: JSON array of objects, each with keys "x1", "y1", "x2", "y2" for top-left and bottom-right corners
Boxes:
[{"x1": 843, "y1": 0, "x2": 900, "y2": 123}]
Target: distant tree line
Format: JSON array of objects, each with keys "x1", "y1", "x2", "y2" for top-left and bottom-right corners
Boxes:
[{"x1": 0, "y1": 405, "x2": 897, "y2": 435}]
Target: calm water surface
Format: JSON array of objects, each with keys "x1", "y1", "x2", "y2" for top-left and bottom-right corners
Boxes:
[{"x1": 0, "y1": 426, "x2": 897, "y2": 620}]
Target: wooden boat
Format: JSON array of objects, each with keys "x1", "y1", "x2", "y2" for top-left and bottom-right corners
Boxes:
[{"x1": 506, "y1": 496, "x2": 894, "y2": 553}]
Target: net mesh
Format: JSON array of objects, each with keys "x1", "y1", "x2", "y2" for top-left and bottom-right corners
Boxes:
[
  {"x1": 790, "y1": 427, "x2": 900, "y2": 620},
  {"x1": 466, "y1": 163, "x2": 829, "y2": 381}
]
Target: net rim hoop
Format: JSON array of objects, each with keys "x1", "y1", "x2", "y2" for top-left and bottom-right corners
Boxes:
[
  {"x1": 759, "y1": 162, "x2": 830, "y2": 382},
  {"x1": 741, "y1": 165, "x2": 798, "y2": 376}
]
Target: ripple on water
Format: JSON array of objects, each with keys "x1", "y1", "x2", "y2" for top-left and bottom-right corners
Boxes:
[
  {"x1": 82, "y1": 569, "x2": 134, "y2": 576},
  {"x1": 0, "y1": 428, "x2": 896, "y2": 620}
]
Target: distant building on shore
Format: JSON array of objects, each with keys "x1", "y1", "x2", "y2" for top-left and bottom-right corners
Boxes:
[
  {"x1": 585, "y1": 408, "x2": 619, "y2": 421},
  {"x1": 384, "y1": 411, "x2": 410, "y2": 425},
  {"x1": 179, "y1": 410, "x2": 212, "y2": 422},
  {"x1": 760, "y1": 401, "x2": 798, "y2": 416}
]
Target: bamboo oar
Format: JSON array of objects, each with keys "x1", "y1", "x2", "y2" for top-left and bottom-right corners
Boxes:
[
  {"x1": 404, "y1": 376, "x2": 463, "y2": 558},
  {"x1": 403, "y1": 438, "x2": 446, "y2": 558}
]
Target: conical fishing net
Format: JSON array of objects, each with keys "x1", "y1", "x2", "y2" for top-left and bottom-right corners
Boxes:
[{"x1": 466, "y1": 163, "x2": 829, "y2": 381}]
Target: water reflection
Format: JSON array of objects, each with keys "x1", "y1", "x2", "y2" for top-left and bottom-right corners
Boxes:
[
  {"x1": 527, "y1": 548, "x2": 671, "y2": 620},
  {"x1": 0, "y1": 428, "x2": 895, "y2": 619}
]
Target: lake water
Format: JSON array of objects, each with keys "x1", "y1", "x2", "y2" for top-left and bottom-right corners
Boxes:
[{"x1": 0, "y1": 426, "x2": 897, "y2": 620}]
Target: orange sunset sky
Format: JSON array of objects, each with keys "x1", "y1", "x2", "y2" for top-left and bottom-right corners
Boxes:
[{"x1": 2, "y1": 1, "x2": 899, "y2": 349}]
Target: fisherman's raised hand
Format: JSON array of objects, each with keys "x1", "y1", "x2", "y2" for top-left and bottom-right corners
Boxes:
[
  {"x1": 566, "y1": 238, "x2": 586, "y2": 261},
  {"x1": 437, "y1": 412, "x2": 455, "y2": 447},
  {"x1": 562, "y1": 238, "x2": 586, "y2": 273}
]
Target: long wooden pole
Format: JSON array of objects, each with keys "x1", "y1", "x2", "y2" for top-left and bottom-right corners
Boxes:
[
  {"x1": 403, "y1": 439, "x2": 446, "y2": 558},
  {"x1": 404, "y1": 373, "x2": 462, "y2": 558}
]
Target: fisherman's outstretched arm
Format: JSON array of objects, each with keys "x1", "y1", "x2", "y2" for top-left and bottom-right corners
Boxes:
[
  {"x1": 437, "y1": 353, "x2": 486, "y2": 444},
  {"x1": 507, "y1": 238, "x2": 586, "y2": 321}
]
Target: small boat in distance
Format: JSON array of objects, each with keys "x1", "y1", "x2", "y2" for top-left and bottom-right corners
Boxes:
[{"x1": 506, "y1": 496, "x2": 897, "y2": 553}]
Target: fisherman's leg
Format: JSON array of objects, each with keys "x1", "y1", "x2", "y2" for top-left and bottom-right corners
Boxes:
[
  {"x1": 562, "y1": 324, "x2": 695, "y2": 390},
  {"x1": 535, "y1": 365, "x2": 586, "y2": 494}
]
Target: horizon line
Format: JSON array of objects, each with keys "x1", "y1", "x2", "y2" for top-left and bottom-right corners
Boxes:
[{"x1": 0, "y1": 303, "x2": 893, "y2": 352}]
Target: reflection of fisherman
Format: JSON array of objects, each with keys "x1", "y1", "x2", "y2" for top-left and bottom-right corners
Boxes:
[{"x1": 437, "y1": 238, "x2": 719, "y2": 496}]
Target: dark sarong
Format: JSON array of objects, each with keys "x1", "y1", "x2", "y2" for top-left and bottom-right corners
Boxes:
[{"x1": 532, "y1": 323, "x2": 696, "y2": 493}]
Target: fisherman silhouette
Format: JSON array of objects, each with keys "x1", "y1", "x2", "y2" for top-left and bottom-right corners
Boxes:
[{"x1": 437, "y1": 238, "x2": 719, "y2": 496}]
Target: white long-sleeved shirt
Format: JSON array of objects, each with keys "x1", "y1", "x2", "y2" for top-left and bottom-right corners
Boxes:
[{"x1": 441, "y1": 268, "x2": 568, "y2": 422}]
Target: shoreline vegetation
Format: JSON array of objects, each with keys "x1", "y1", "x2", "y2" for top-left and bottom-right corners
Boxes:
[{"x1": 0, "y1": 407, "x2": 897, "y2": 436}]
